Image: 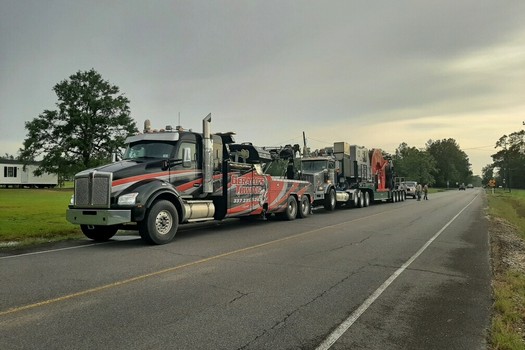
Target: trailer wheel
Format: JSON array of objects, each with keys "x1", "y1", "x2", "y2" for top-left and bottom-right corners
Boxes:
[
  {"x1": 80, "y1": 225, "x2": 118, "y2": 241},
  {"x1": 139, "y1": 200, "x2": 179, "y2": 245},
  {"x1": 297, "y1": 196, "x2": 311, "y2": 218},
  {"x1": 284, "y1": 196, "x2": 298, "y2": 220},
  {"x1": 324, "y1": 188, "x2": 336, "y2": 211}
]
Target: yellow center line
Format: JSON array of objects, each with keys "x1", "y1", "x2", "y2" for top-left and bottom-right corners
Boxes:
[{"x1": 0, "y1": 208, "x2": 397, "y2": 317}]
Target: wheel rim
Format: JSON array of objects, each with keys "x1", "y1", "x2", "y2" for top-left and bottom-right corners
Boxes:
[
  {"x1": 331, "y1": 192, "x2": 336, "y2": 208},
  {"x1": 301, "y1": 198, "x2": 308, "y2": 215},
  {"x1": 155, "y1": 210, "x2": 173, "y2": 235},
  {"x1": 289, "y1": 199, "x2": 297, "y2": 216}
]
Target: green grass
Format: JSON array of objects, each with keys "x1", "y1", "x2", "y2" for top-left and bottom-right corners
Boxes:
[
  {"x1": 488, "y1": 189, "x2": 525, "y2": 240},
  {"x1": 0, "y1": 188, "x2": 82, "y2": 246},
  {"x1": 487, "y1": 189, "x2": 525, "y2": 349}
]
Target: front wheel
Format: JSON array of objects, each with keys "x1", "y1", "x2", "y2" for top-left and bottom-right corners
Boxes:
[
  {"x1": 324, "y1": 189, "x2": 336, "y2": 211},
  {"x1": 297, "y1": 196, "x2": 311, "y2": 218},
  {"x1": 139, "y1": 200, "x2": 179, "y2": 245},
  {"x1": 80, "y1": 225, "x2": 118, "y2": 241}
]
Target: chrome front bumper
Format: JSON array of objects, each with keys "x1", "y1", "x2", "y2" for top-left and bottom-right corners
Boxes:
[{"x1": 66, "y1": 209, "x2": 131, "y2": 226}]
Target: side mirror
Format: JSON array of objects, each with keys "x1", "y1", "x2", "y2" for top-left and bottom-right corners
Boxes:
[{"x1": 182, "y1": 147, "x2": 192, "y2": 168}]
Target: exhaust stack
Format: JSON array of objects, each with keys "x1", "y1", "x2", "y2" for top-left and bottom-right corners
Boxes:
[{"x1": 202, "y1": 114, "x2": 213, "y2": 193}]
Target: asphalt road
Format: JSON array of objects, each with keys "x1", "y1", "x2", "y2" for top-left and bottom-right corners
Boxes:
[{"x1": 0, "y1": 188, "x2": 491, "y2": 350}]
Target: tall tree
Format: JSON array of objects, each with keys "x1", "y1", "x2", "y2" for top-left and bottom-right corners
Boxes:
[
  {"x1": 426, "y1": 138, "x2": 472, "y2": 188},
  {"x1": 481, "y1": 164, "x2": 495, "y2": 186},
  {"x1": 393, "y1": 142, "x2": 436, "y2": 185},
  {"x1": 20, "y1": 69, "x2": 137, "y2": 178},
  {"x1": 491, "y1": 130, "x2": 525, "y2": 189}
]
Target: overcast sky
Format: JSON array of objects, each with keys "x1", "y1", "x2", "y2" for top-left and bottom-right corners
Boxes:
[{"x1": 1, "y1": 1, "x2": 524, "y2": 175}]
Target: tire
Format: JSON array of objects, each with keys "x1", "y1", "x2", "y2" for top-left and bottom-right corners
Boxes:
[
  {"x1": 139, "y1": 200, "x2": 179, "y2": 245},
  {"x1": 284, "y1": 196, "x2": 298, "y2": 220},
  {"x1": 80, "y1": 225, "x2": 118, "y2": 241},
  {"x1": 324, "y1": 188, "x2": 336, "y2": 211},
  {"x1": 352, "y1": 191, "x2": 360, "y2": 207},
  {"x1": 363, "y1": 191, "x2": 370, "y2": 207},
  {"x1": 358, "y1": 191, "x2": 365, "y2": 208},
  {"x1": 297, "y1": 196, "x2": 311, "y2": 218}
]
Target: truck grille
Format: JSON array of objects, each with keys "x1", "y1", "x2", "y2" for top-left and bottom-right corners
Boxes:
[
  {"x1": 302, "y1": 173, "x2": 314, "y2": 184},
  {"x1": 74, "y1": 171, "x2": 112, "y2": 208}
]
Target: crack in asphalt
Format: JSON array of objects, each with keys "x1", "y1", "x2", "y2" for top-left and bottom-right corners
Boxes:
[
  {"x1": 326, "y1": 234, "x2": 374, "y2": 253},
  {"x1": 229, "y1": 290, "x2": 251, "y2": 305},
  {"x1": 236, "y1": 266, "x2": 366, "y2": 350}
]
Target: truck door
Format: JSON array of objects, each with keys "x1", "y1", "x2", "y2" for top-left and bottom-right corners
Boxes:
[{"x1": 174, "y1": 141, "x2": 201, "y2": 196}]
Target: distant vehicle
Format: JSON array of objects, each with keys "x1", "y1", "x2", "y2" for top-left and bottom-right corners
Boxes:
[
  {"x1": 402, "y1": 181, "x2": 418, "y2": 198},
  {"x1": 459, "y1": 183, "x2": 466, "y2": 190},
  {"x1": 467, "y1": 184, "x2": 473, "y2": 189}
]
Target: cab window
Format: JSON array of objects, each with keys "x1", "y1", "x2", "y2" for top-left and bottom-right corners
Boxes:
[{"x1": 177, "y1": 142, "x2": 197, "y2": 168}]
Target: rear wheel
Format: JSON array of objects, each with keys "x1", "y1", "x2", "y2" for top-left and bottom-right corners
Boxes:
[
  {"x1": 352, "y1": 191, "x2": 361, "y2": 207},
  {"x1": 80, "y1": 225, "x2": 118, "y2": 241},
  {"x1": 358, "y1": 191, "x2": 365, "y2": 208},
  {"x1": 284, "y1": 196, "x2": 298, "y2": 220},
  {"x1": 363, "y1": 191, "x2": 370, "y2": 207},
  {"x1": 324, "y1": 188, "x2": 336, "y2": 211},
  {"x1": 297, "y1": 196, "x2": 311, "y2": 218},
  {"x1": 139, "y1": 200, "x2": 179, "y2": 245}
]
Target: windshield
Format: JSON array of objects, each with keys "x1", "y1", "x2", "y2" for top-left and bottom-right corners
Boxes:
[
  {"x1": 301, "y1": 160, "x2": 333, "y2": 171},
  {"x1": 123, "y1": 141, "x2": 176, "y2": 160}
]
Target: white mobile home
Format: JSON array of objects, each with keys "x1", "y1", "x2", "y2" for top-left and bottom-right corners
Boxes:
[{"x1": 0, "y1": 160, "x2": 58, "y2": 188}]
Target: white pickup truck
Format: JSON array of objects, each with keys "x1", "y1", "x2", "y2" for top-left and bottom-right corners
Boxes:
[{"x1": 402, "y1": 181, "x2": 418, "y2": 199}]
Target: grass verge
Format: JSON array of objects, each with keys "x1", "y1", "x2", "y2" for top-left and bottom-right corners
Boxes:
[
  {"x1": 0, "y1": 188, "x2": 82, "y2": 247},
  {"x1": 487, "y1": 189, "x2": 525, "y2": 349}
]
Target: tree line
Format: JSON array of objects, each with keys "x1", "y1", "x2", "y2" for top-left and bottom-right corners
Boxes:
[
  {"x1": 391, "y1": 139, "x2": 476, "y2": 188},
  {"x1": 2, "y1": 69, "x2": 515, "y2": 188},
  {"x1": 482, "y1": 130, "x2": 525, "y2": 190}
]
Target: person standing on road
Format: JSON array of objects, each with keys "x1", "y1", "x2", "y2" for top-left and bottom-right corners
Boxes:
[
  {"x1": 423, "y1": 184, "x2": 428, "y2": 200},
  {"x1": 416, "y1": 183, "x2": 422, "y2": 201}
]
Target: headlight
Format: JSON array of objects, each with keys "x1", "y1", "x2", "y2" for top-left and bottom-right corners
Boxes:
[
  {"x1": 69, "y1": 195, "x2": 75, "y2": 205},
  {"x1": 118, "y1": 193, "x2": 139, "y2": 206},
  {"x1": 318, "y1": 186, "x2": 324, "y2": 191}
]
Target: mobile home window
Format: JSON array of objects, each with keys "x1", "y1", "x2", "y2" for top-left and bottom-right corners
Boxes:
[{"x1": 4, "y1": 166, "x2": 17, "y2": 178}]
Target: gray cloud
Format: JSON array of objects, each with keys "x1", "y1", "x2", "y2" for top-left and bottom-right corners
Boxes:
[{"x1": 1, "y1": 0, "x2": 524, "y2": 174}]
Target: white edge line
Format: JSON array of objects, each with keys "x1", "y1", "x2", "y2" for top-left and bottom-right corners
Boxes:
[
  {"x1": 0, "y1": 241, "x2": 111, "y2": 260},
  {"x1": 315, "y1": 194, "x2": 479, "y2": 350}
]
